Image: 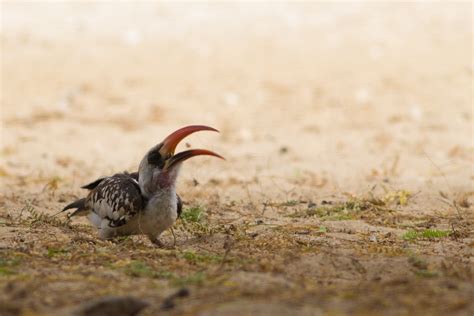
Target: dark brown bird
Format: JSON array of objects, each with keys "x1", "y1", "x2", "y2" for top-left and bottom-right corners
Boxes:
[{"x1": 62, "y1": 125, "x2": 223, "y2": 246}]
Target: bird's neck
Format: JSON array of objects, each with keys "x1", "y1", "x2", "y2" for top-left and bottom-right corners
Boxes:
[
  {"x1": 145, "y1": 186, "x2": 176, "y2": 205},
  {"x1": 139, "y1": 168, "x2": 179, "y2": 199}
]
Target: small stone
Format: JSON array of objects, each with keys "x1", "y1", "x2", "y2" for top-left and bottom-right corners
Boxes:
[
  {"x1": 175, "y1": 288, "x2": 190, "y2": 298},
  {"x1": 160, "y1": 288, "x2": 190, "y2": 310},
  {"x1": 308, "y1": 202, "x2": 317, "y2": 208},
  {"x1": 72, "y1": 296, "x2": 148, "y2": 316}
]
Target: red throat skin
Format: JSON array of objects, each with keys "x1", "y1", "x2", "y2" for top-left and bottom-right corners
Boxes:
[{"x1": 154, "y1": 165, "x2": 181, "y2": 190}]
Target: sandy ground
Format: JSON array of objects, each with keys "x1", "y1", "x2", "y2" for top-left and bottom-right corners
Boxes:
[{"x1": 1, "y1": 2, "x2": 473, "y2": 316}]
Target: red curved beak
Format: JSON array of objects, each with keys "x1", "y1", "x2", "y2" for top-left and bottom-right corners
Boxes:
[
  {"x1": 166, "y1": 149, "x2": 225, "y2": 169},
  {"x1": 159, "y1": 125, "x2": 224, "y2": 169},
  {"x1": 160, "y1": 125, "x2": 218, "y2": 156}
]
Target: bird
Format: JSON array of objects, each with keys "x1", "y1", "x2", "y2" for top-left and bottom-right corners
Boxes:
[{"x1": 61, "y1": 125, "x2": 224, "y2": 246}]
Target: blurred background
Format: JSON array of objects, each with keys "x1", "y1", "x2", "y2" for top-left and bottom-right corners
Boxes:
[{"x1": 1, "y1": 1, "x2": 472, "y2": 204}]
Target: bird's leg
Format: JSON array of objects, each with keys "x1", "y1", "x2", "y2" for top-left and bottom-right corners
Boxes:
[
  {"x1": 148, "y1": 232, "x2": 176, "y2": 249},
  {"x1": 148, "y1": 235, "x2": 165, "y2": 248},
  {"x1": 169, "y1": 227, "x2": 177, "y2": 247}
]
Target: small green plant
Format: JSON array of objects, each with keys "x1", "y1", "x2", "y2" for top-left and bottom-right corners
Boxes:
[
  {"x1": 115, "y1": 236, "x2": 132, "y2": 242},
  {"x1": 402, "y1": 230, "x2": 419, "y2": 241},
  {"x1": 158, "y1": 271, "x2": 175, "y2": 279},
  {"x1": 121, "y1": 261, "x2": 173, "y2": 279},
  {"x1": 403, "y1": 229, "x2": 450, "y2": 241},
  {"x1": 181, "y1": 206, "x2": 204, "y2": 223},
  {"x1": 420, "y1": 229, "x2": 450, "y2": 238},
  {"x1": 179, "y1": 206, "x2": 217, "y2": 237},
  {"x1": 182, "y1": 251, "x2": 223, "y2": 264},
  {"x1": 318, "y1": 226, "x2": 328, "y2": 233},
  {"x1": 46, "y1": 247, "x2": 68, "y2": 258},
  {"x1": 0, "y1": 257, "x2": 21, "y2": 276},
  {"x1": 124, "y1": 260, "x2": 158, "y2": 278},
  {"x1": 182, "y1": 251, "x2": 199, "y2": 263}
]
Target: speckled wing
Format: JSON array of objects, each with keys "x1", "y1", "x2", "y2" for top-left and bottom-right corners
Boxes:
[
  {"x1": 85, "y1": 173, "x2": 145, "y2": 228},
  {"x1": 81, "y1": 171, "x2": 139, "y2": 190}
]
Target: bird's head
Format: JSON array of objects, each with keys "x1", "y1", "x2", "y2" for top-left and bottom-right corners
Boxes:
[{"x1": 138, "y1": 125, "x2": 223, "y2": 196}]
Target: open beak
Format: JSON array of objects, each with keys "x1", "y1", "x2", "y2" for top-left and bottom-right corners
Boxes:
[{"x1": 159, "y1": 125, "x2": 224, "y2": 170}]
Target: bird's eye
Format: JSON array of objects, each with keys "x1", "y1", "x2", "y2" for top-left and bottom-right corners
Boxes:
[{"x1": 147, "y1": 149, "x2": 165, "y2": 168}]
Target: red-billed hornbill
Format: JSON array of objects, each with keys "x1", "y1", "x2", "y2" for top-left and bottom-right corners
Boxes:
[{"x1": 62, "y1": 125, "x2": 223, "y2": 246}]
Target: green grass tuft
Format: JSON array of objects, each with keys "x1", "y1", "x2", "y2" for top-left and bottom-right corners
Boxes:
[
  {"x1": 182, "y1": 251, "x2": 223, "y2": 264},
  {"x1": 172, "y1": 272, "x2": 206, "y2": 287},
  {"x1": 179, "y1": 206, "x2": 217, "y2": 237},
  {"x1": 403, "y1": 229, "x2": 450, "y2": 241},
  {"x1": 181, "y1": 206, "x2": 204, "y2": 223},
  {"x1": 318, "y1": 226, "x2": 328, "y2": 233},
  {"x1": 123, "y1": 260, "x2": 170, "y2": 278},
  {"x1": 0, "y1": 257, "x2": 21, "y2": 276},
  {"x1": 47, "y1": 247, "x2": 68, "y2": 258},
  {"x1": 420, "y1": 229, "x2": 450, "y2": 238},
  {"x1": 402, "y1": 230, "x2": 419, "y2": 241}
]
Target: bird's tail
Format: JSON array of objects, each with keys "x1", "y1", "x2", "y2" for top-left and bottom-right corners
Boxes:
[{"x1": 62, "y1": 198, "x2": 89, "y2": 218}]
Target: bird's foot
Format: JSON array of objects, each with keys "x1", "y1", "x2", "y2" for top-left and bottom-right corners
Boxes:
[
  {"x1": 148, "y1": 236, "x2": 174, "y2": 249},
  {"x1": 149, "y1": 237, "x2": 164, "y2": 248}
]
